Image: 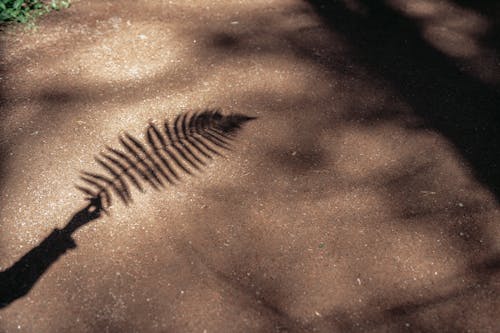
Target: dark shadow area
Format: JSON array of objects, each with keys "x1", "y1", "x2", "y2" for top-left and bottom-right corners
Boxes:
[
  {"x1": 39, "y1": 89, "x2": 76, "y2": 105},
  {"x1": 267, "y1": 2, "x2": 500, "y2": 330},
  {"x1": 268, "y1": 148, "x2": 325, "y2": 175},
  {"x1": 387, "y1": 253, "x2": 500, "y2": 317},
  {"x1": 190, "y1": 4, "x2": 500, "y2": 331},
  {"x1": 302, "y1": 252, "x2": 500, "y2": 333},
  {"x1": 474, "y1": 254, "x2": 500, "y2": 273},
  {"x1": 0, "y1": 25, "x2": 8, "y2": 190},
  {"x1": 211, "y1": 32, "x2": 240, "y2": 49},
  {"x1": 306, "y1": 0, "x2": 500, "y2": 200},
  {"x1": 453, "y1": 1, "x2": 500, "y2": 55},
  {"x1": 0, "y1": 198, "x2": 102, "y2": 309},
  {"x1": 179, "y1": 242, "x2": 307, "y2": 333}
]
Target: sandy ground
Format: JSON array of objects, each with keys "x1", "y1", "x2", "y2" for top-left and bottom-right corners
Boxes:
[{"x1": 0, "y1": 0, "x2": 499, "y2": 332}]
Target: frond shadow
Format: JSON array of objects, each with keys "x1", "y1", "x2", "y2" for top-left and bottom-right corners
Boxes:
[
  {"x1": 0, "y1": 108, "x2": 256, "y2": 309},
  {"x1": 77, "y1": 109, "x2": 256, "y2": 211}
]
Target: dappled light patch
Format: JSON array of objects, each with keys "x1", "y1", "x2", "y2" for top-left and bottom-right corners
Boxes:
[
  {"x1": 387, "y1": 0, "x2": 499, "y2": 83},
  {"x1": 1, "y1": 0, "x2": 499, "y2": 331}
]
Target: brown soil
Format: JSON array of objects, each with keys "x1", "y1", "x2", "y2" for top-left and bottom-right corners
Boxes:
[{"x1": 0, "y1": 0, "x2": 498, "y2": 332}]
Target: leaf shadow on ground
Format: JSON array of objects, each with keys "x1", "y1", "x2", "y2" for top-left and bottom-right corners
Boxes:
[
  {"x1": 0, "y1": 1, "x2": 498, "y2": 331},
  {"x1": 0, "y1": 111, "x2": 254, "y2": 310}
]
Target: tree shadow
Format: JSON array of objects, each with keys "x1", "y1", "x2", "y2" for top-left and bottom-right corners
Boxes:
[
  {"x1": 306, "y1": 0, "x2": 500, "y2": 201},
  {"x1": 0, "y1": 25, "x2": 9, "y2": 191},
  {"x1": 386, "y1": 253, "x2": 500, "y2": 318},
  {"x1": 453, "y1": 0, "x2": 500, "y2": 53}
]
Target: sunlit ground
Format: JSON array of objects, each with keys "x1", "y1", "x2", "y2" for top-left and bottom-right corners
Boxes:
[{"x1": 0, "y1": 0, "x2": 498, "y2": 332}]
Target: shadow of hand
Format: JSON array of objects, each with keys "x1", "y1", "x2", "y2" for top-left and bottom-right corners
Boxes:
[
  {"x1": 0, "y1": 197, "x2": 103, "y2": 308},
  {"x1": 62, "y1": 197, "x2": 103, "y2": 235}
]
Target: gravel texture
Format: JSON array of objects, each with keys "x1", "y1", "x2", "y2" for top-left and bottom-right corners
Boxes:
[{"x1": 0, "y1": 0, "x2": 498, "y2": 332}]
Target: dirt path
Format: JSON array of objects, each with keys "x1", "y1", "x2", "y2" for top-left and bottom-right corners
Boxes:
[{"x1": 0, "y1": 0, "x2": 499, "y2": 332}]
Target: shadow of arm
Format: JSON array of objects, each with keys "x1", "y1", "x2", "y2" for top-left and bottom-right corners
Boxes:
[{"x1": 0, "y1": 199, "x2": 102, "y2": 309}]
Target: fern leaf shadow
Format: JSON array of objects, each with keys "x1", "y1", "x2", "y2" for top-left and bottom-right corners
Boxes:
[
  {"x1": 78, "y1": 109, "x2": 256, "y2": 210},
  {"x1": 0, "y1": 109, "x2": 255, "y2": 309}
]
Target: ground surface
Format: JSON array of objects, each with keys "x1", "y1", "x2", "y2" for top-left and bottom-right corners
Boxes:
[{"x1": 0, "y1": 0, "x2": 499, "y2": 332}]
